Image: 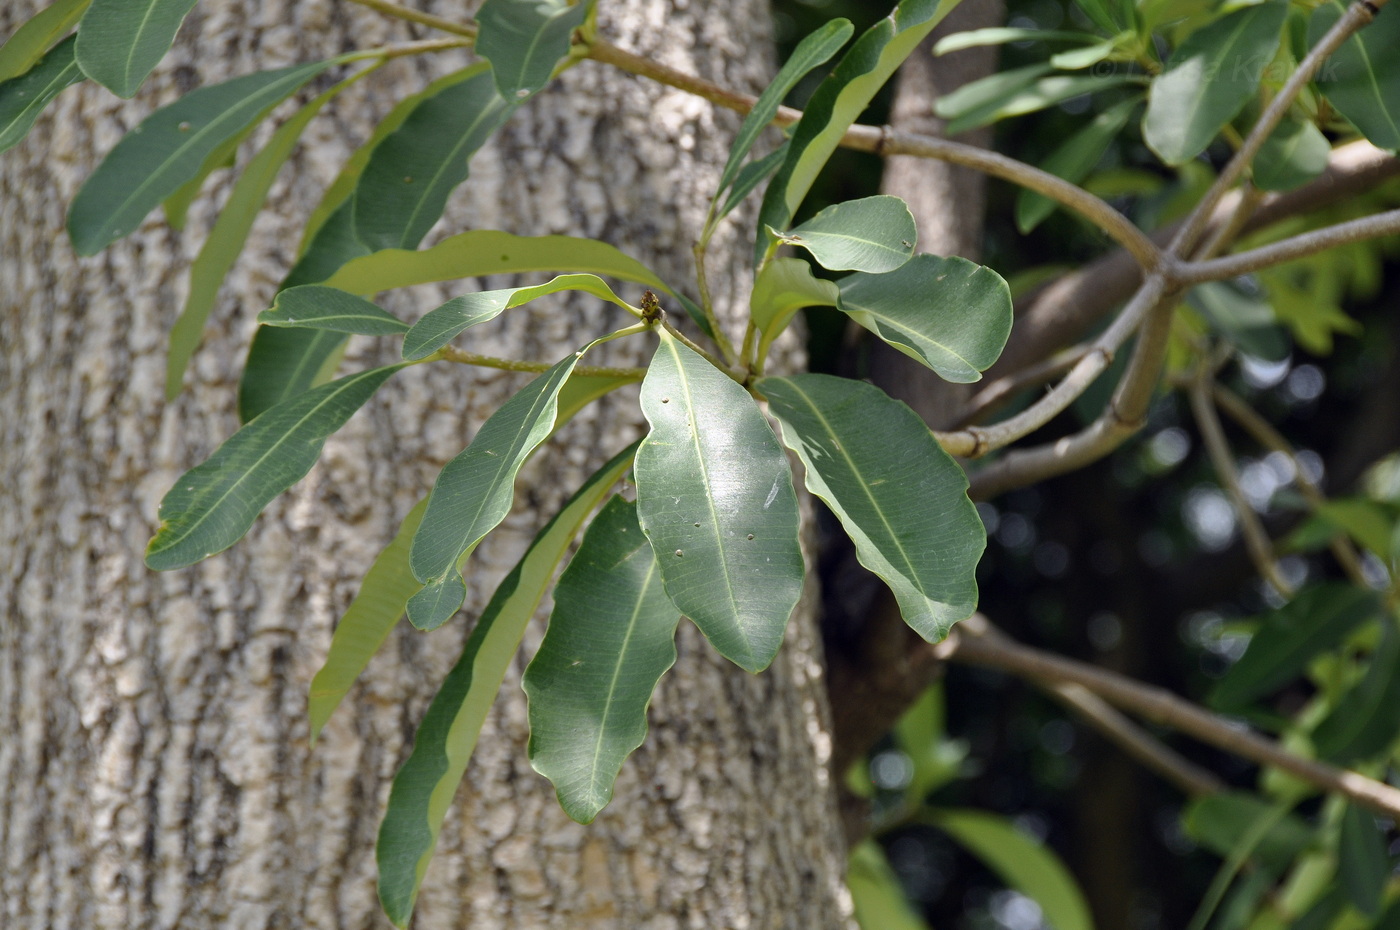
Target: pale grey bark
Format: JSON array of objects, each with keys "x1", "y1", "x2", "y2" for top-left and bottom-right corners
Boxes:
[{"x1": 0, "y1": 2, "x2": 851, "y2": 928}]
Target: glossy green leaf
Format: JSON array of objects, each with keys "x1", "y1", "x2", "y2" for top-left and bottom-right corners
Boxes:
[
  {"x1": 0, "y1": 0, "x2": 89, "y2": 82},
  {"x1": 1312, "y1": 618, "x2": 1400, "y2": 764},
  {"x1": 757, "y1": 0, "x2": 961, "y2": 261},
  {"x1": 769, "y1": 194, "x2": 916, "y2": 274},
  {"x1": 634, "y1": 332, "x2": 803, "y2": 673},
  {"x1": 307, "y1": 497, "x2": 428, "y2": 743},
  {"x1": 847, "y1": 841, "x2": 933, "y2": 930},
  {"x1": 1253, "y1": 116, "x2": 1331, "y2": 192},
  {"x1": 926, "y1": 809, "x2": 1095, "y2": 930},
  {"x1": 837, "y1": 254, "x2": 1013, "y2": 383},
  {"x1": 75, "y1": 0, "x2": 197, "y2": 97},
  {"x1": 377, "y1": 443, "x2": 637, "y2": 927},
  {"x1": 750, "y1": 256, "x2": 839, "y2": 363},
  {"x1": 1310, "y1": 1, "x2": 1400, "y2": 151},
  {"x1": 1209, "y1": 583, "x2": 1379, "y2": 712},
  {"x1": 944, "y1": 71, "x2": 1132, "y2": 135},
  {"x1": 405, "y1": 574, "x2": 470, "y2": 633},
  {"x1": 402, "y1": 273, "x2": 638, "y2": 361},
  {"x1": 1339, "y1": 803, "x2": 1388, "y2": 917},
  {"x1": 0, "y1": 33, "x2": 82, "y2": 154},
  {"x1": 67, "y1": 59, "x2": 331, "y2": 255},
  {"x1": 524, "y1": 496, "x2": 681, "y2": 823},
  {"x1": 257, "y1": 285, "x2": 410, "y2": 336},
  {"x1": 352, "y1": 65, "x2": 514, "y2": 251},
  {"x1": 1142, "y1": 1, "x2": 1288, "y2": 165},
  {"x1": 474, "y1": 0, "x2": 589, "y2": 98},
  {"x1": 1182, "y1": 793, "x2": 1313, "y2": 877},
  {"x1": 761, "y1": 374, "x2": 983, "y2": 642},
  {"x1": 167, "y1": 69, "x2": 372, "y2": 400},
  {"x1": 933, "y1": 27, "x2": 1093, "y2": 55},
  {"x1": 1016, "y1": 96, "x2": 1139, "y2": 234},
  {"x1": 145, "y1": 363, "x2": 406, "y2": 571}
]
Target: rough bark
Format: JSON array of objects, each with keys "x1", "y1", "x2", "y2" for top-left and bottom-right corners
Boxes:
[{"x1": 0, "y1": 2, "x2": 851, "y2": 928}]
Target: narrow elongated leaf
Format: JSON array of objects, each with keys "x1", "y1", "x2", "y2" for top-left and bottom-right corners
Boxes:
[
  {"x1": 944, "y1": 72, "x2": 1132, "y2": 135},
  {"x1": 757, "y1": 0, "x2": 962, "y2": 260},
  {"x1": 67, "y1": 59, "x2": 332, "y2": 255},
  {"x1": 352, "y1": 66, "x2": 514, "y2": 252},
  {"x1": 1339, "y1": 803, "x2": 1387, "y2": 917},
  {"x1": 524, "y1": 496, "x2": 682, "y2": 823},
  {"x1": 1182, "y1": 793, "x2": 1313, "y2": 877},
  {"x1": 769, "y1": 194, "x2": 916, "y2": 273},
  {"x1": 716, "y1": 144, "x2": 787, "y2": 220},
  {"x1": 258, "y1": 285, "x2": 409, "y2": 336},
  {"x1": 933, "y1": 62, "x2": 1051, "y2": 123},
  {"x1": 1017, "y1": 96, "x2": 1139, "y2": 233},
  {"x1": 474, "y1": 0, "x2": 589, "y2": 98},
  {"x1": 238, "y1": 327, "x2": 348, "y2": 423},
  {"x1": 1312, "y1": 618, "x2": 1400, "y2": 763},
  {"x1": 145, "y1": 363, "x2": 406, "y2": 571},
  {"x1": 761, "y1": 374, "x2": 983, "y2": 641},
  {"x1": 933, "y1": 27, "x2": 1095, "y2": 55},
  {"x1": 75, "y1": 0, "x2": 198, "y2": 97},
  {"x1": 1310, "y1": 1, "x2": 1400, "y2": 151},
  {"x1": 377, "y1": 443, "x2": 637, "y2": 927},
  {"x1": 402, "y1": 273, "x2": 638, "y2": 361},
  {"x1": 634, "y1": 332, "x2": 803, "y2": 673},
  {"x1": 0, "y1": 0, "x2": 90, "y2": 82},
  {"x1": 750, "y1": 256, "x2": 839, "y2": 362},
  {"x1": 0, "y1": 33, "x2": 82, "y2": 154},
  {"x1": 847, "y1": 842, "x2": 934, "y2": 930},
  {"x1": 837, "y1": 254, "x2": 1013, "y2": 384},
  {"x1": 1142, "y1": 1, "x2": 1288, "y2": 165}
]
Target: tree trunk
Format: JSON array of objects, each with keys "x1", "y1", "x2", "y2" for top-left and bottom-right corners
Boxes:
[{"x1": 0, "y1": 2, "x2": 851, "y2": 927}]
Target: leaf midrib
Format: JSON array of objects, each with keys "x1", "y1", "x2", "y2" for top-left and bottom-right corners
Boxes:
[
  {"x1": 2, "y1": 58, "x2": 79, "y2": 133},
  {"x1": 586, "y1": 551, "x2": 658, "y2": 800},
  {"x1": 841, "y1": 295, "x2": 979, "y2": 372}
]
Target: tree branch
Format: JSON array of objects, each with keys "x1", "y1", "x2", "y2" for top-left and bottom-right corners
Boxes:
[{"x1": 1177, "y1": 208, "x2": 1400, "y2": 284}]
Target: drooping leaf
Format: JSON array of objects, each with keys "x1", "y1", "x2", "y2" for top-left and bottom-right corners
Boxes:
[
  {"x1": 257, "y1": 285, "x2": 410, "y2": 336},
  {"x1": 837, "y1": 254, "x2": 1013, "y2": 383},
  {"x1": 474, "y1": 0, "x2": 590, "y2": 98},
  {"x1": 847, "y1": 841, "x2": 933, "y2": 930},
  {"x1": 749, "y1": 256, "x2": 839, "y2": 364},
  {"x1": 523, "y1": 496, "x2": 682, "y2": 823},
  {"x1": 1253, "y1": 116, "x2": 1331, "y2": 192},
  {"x1": 1142, "y1": 1, "x2": 1289, "y2": 165},
  {"x1": 943, "y1": 71, "x2": 1133, "y2": 135},
  {"x1": 634, "y1": 332, "x2": 803, "y2": 673},
  {"x1": 925, "y1": 809, "x2": 1095, "y2": 930},
  {"x1": 352, "y1": 65, "x2": 514, "y2": 252},
  {"x1": 162, "y1": 131, "x2": 239, "y2": 231},
  {"x1": 402, "y1": 273, "x2": 638, "y2": 361},
  {"x1": 1016, "y1": 96, "x2": 1139, "y2": 233},
  {"x1": 0, "y1": 0, "x2": 90, "y2": 82},
  {"x1": 1312, "y1": 618, "x2": 1400, "y2": 764},
  {"x1": 376, "y1": 443, "x2": 637, "y2": 927},
  {"x1": 0, "y1": 33, "x2": 82, "y2": 155},
  {"x1": 145, "y1": 362, "x2": 406, "y2": 571},
  {"x1": 1182, "y1": 793, "x2": 1314, "y2": 877},
  {"x1": 761, "y1": 374, "x2": 984, "y2": 642},
  {"x1": 1310, "y1": 0, "x2": 1400, "y2": 151},
  {"x1": 1339, "y1": 803, "x2": 1388, "y2": 917},
  {"x1": 74, "y1": 0, "x2": 198, "y2": 97},
  {"x1": 67, "y1": 59, "x2": 332, "y2": 255},
  {"x1": 757, "y1": 0, "x2": 962, "y2": 262},
  {"x1": 768, "y1": 194, "x2": 916, "y2": 274}
]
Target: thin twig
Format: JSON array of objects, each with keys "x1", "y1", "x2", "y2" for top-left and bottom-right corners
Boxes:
[
  {"x1": 956, "y1": 345, "x2": 1091, "y2": 428},
  {"x1": 661, "y1": 318, "x2": 744, "y2": 382},
  {"x1": 436, "y1": 346, "x2": 645, "y2": 379},
  {"x1": 1177, "y1": 208, "x2": 1400, "y2": 284},
  {"x1": 343, "y1": 0, "x2": 476, "y2": 37}
]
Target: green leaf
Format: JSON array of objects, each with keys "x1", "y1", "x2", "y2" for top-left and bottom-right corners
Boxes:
[
  {"x1": 1312, "y1": 498, "x2": 1400, "y2": 562},
  {"x1": 933, "y1": 27, "x2": 1095, "y2": 55},
  {"x1": 749, "y1": 256, "x2": 839, "y2": 364},
  {"x1": 768, "y1": 194, "x2": 916, "y2": 274},
  {"x1": 167, "y1": 68, "x2": 372, "y2": 400},
  {"x1": 0, "y1": 0, "x2": 90, "y2": 82},
  {"x1": 474, "y1": 0, "x2": 589, "y2": 98},
  {"x1": 1339, "y1": 803, "x2": 1388, "y2": 917},
  {"x1": 1182, "y1": 793, "x2": 1313, "y2": 877},
  {"x1": 1190, "y1": 281, "x2": 1289, "y2": 362},
  {"x1": 1209, "y1": 583, "x2": 1380, "y2": 712},
  {"x1": 401, "y1": 273, "x2": 638, "y2": 361},
  {"x1": 1310, "y1": 1, "x2": 1400, "y2": 151},
  {"x1": 761, "y1": 374, "x2": 983, "y2": 642},
  {"x1": 634, "y1": 332, "x2": 803, "y2": 673},
  {"x1": 943, "y1": 71, "x2": 1133, "y2": 135},
  {"x1": 757, "y1": 0, "x2": 962, "y2": 261},
  {"x1": 377, "y1": 443, "x2": 637, "y2": 927},
  {"x1": 67, "y1": 59, "x2": 332, "y2": 255},
  {"x1": 404, "y1": 574, "x2": 470, "y2": 632},
  {"x1": 716, "y1": 144, "x2": 787, "y2": 221},
  {"x1": 1142, "y1": 1, "x2": 1289, "y2": 165},
  {"x1": 161, "y1": 132, "x2": 238, "y2": 231},
  {"x1": 145, "y1": 362, "x2": 406, "y2": 571},
  {"x1": 1253, "y1": 116, "x2": 1331, "y2": 192},
  {"x1": 523, "y1": 496, "x2": 682, "y2": 823},
  {"x1": 1016, "y1": 96, "x2": 1139, "y2": 233},
  {"x1": 933, "y1": 62, "x2": 1051, "y2": 123},
  {"x1": 238, "y1": 327, "x2": 348, "y2": 424},
  {"x1": 1049, "y1": 35, "x2": 1123, "y2": 70},
  {"x1": 257, "y1": 284, "x2": 410, "y2": 336},
  {"x1": 0, "y1": 33, "x2": 82, "y2": 154},
  {"x1": 837, "y1": 254, "x2": 1013, "y2": 383},
  {"x1": 1312, "y1": 618, "x2": 1400, "y2": 764},
  {"x1": 307, "y1": 497, "x2": 428, "y2": 743},
  {"x1": 74, "y1": 0, "x2": 198, "y2": 97},
  {"x1": 352, "y1": 65, "x2": 514, "y2": 251},
  {"x1": 926, "y1": 809, "x2": 1095, "y2": 930},
  {"x1": 1073, "y1": 0, "x2": 1122, "y2": 35},
  {"x1": 847, "y1": 841, "x2": 933, "y2": 930}
]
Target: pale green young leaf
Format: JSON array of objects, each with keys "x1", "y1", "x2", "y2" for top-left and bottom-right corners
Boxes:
[
  {"x1": 837, "y1": 254, "x2": 1012, "y2": 383},
  {"x1": 931, "y1": 62, "x2": 1050, "y2": 122},
  {"x1": 1016, "y1": 96, "x2": 1139, "y2": 233},
  {"x1": 847, "y1": 842, "x2": 933, "y2": 930},
  {"x1": 145, "y1": 363, "x2": 406, "y2": 571},
  {"x1": 634, "y1": 332, "x2": 803, "y2": 673},
  {"x1": 760, "y1": 374, "x2": 983, "y2": 642},
  {"x1": 523, "y1": 496, "x2": 681, "y2": 824},
  {"x1": 944, "y1": 71, "x2": 1132, "y2": 134},
  {"x1": 67, "y1": 59, "x2": 332, "y2": 255},
  {"x1": 769, "y1": 194, "x2": 916, "y2": 274},
  {"x1": 377, "y1": 443, "x2": 637, "y2": 927},
  {"x1": 1254, "y1": 117, "x2": 1330, "y2": 192},
  {"x1": 1142, "y1": 1, "x2": 1289, "y2": 165},
  {"x1": 749, "y1": 256, "x2": 839, "y2": 360},
  {"x1": 258, "y1": 285, "x2": 409, "y2": 336},
  {"x1": 1309, "y1": 1, "x2": 1400, "y2": 151},
  {"x1": 0, "y1": 33, "x2": 82, "y2": 155},
  {"x1": 474, "y1": 0, "x2": 590, "y2": 98},
  {"x1": 75, "y1": 0, "x2": 197, "y2": 97},
  {"x1": 0, "y1": 0, "x2": 90, "y2": 82},
  {"x1": 933, "y1": 27, "x2": 1093, "y2": 55},
  {"x1": 1049, "y1": 35, "x2": 1123, "y2": 70},
  {"x1": 1256, "y1": 267, "x2": 1361, "y2": 356}
]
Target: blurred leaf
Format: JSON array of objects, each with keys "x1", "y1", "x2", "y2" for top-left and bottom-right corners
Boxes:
[
  {"x1": 769, "y1": 194, "x2": 917, "y2": 273},
  {"x1": 0, "y1": 0, "x2": 90, "y2": 82},
  {"x1": 0, "y1": 33, "x2": 82, "y2": 154},
  {"x1": 762, "y1": 374, "x2": 983, "y2": 642},
  {"x1": 1339, "y1": 803, "x2": 1388, "y2": 917},
  {"x1": 74, "y1": 0, "x2": 197, "y2": 97},
  {"x1": 934, "y1": 27, "x2": 1093, "y2": 54},
  {"x1": 1310, "y1": 0, "x2": 1400, "y2": 151},
  {"x1": 1190, "y1": 280, "x2": 1290, "y2": 362},
  {"x1": 523, "y1": 496, "x2": 682, "y2": 823},
  {"x1": 1050, "y1": 35, "x2": 1124, "y2": 70},
  {"x1": 934, "y1": 62, "x2": 1051, "y2": 123},
  {"x1": 847, "y1": 841, "x2": 932, "y2": 930},
  {"x1": 945, "y1": 71, "x2": 1133, "y2": 135},
  {"x1": 1312, "y1": 498, "x2": 1400, "y2": 563},
  {"x1": 258, "y1": 285, "x2": 410, "y2": 336},
  {"x1": 474, "y1": 0, "x2": 590, "y2": 98},
  {"x1": 635, "y1": 332, "x2": 803, "y2": 673},
  {"x1": 1312, "y1": 619, "x2": 1400, "y2": 764},
  {"x1": 1074, "y1": 0, "x2": 1122, "y2": 35},
  {"x1": 1254, "y1": 117, "x2": 1331, "y2": 192},
  {"x1": 1256, "y1": 267, "x2": 1361, "y2": 355},
  {"x1": 1017, "y1": 96, "x2": 1139, "y2": 233},
  {"x1": 377, "y1": 443, "x2": 637, "y2": 927},
  {"x1": 1183, "y1": 793, "x2": 1314, "y2": 877},
  {"x1": 1143, "y1": 1, "x2": 1288, "y2": 165}
]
